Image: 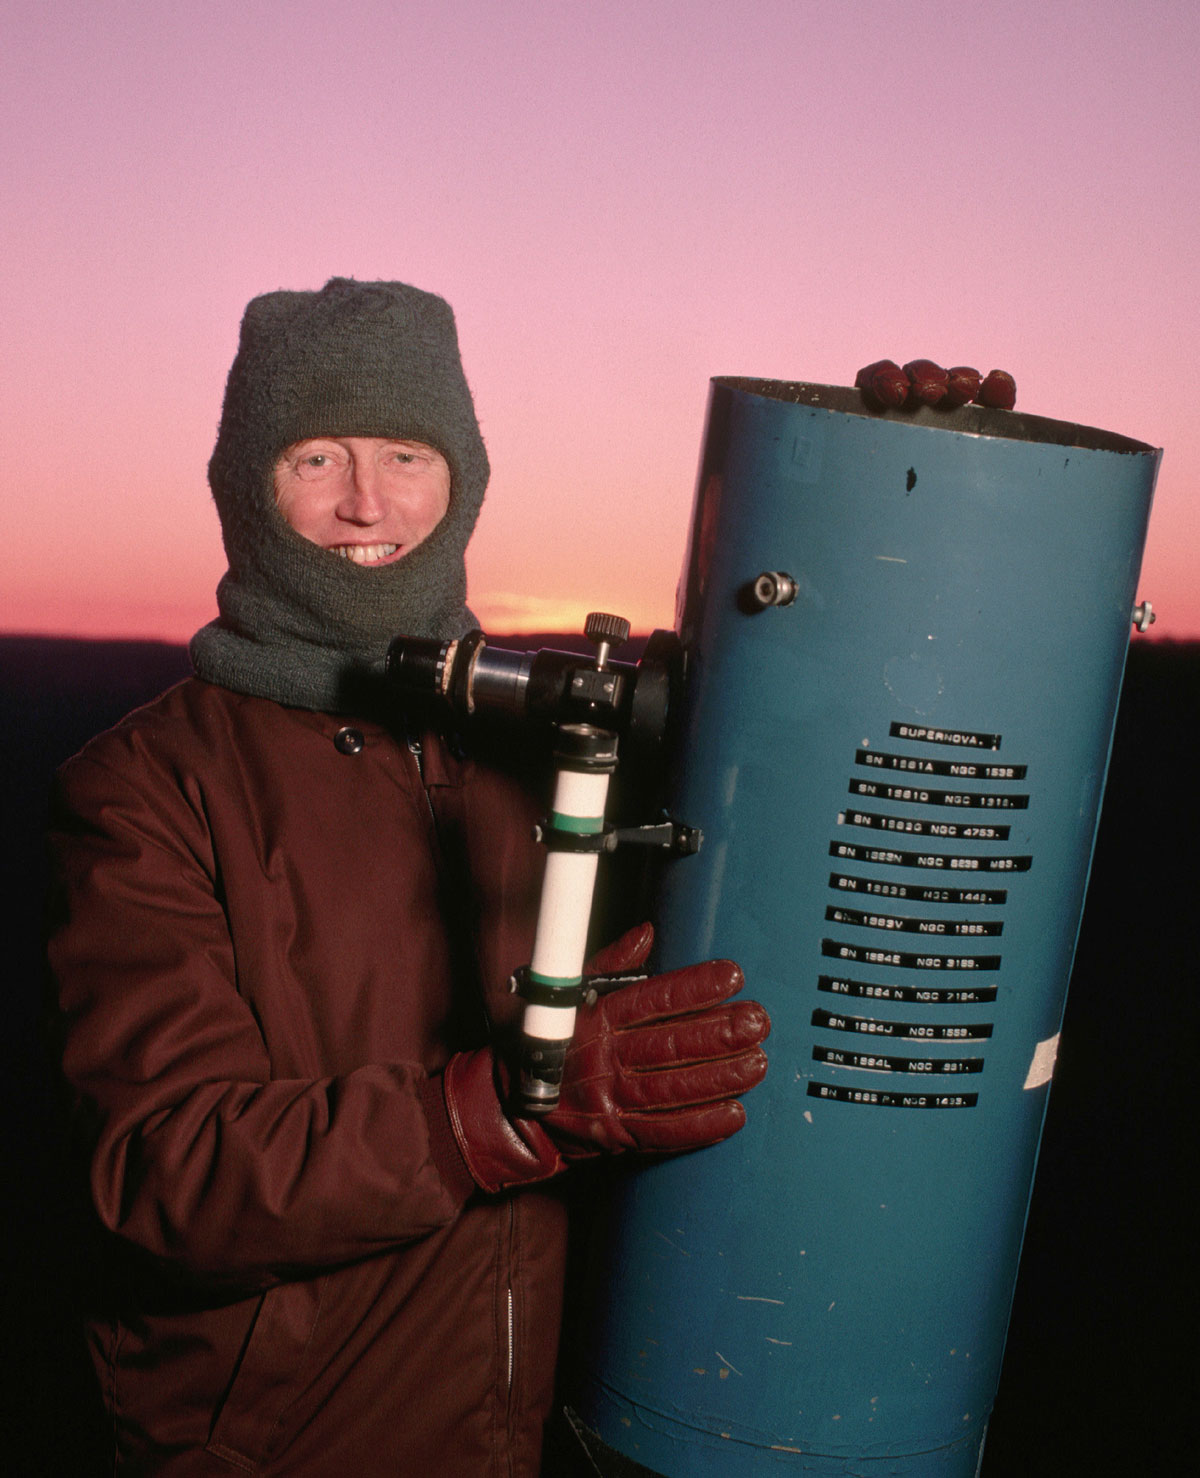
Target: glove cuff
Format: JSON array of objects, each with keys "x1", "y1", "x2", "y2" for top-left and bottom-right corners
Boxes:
[
  {"x1": 418, "y1": 1072, "x2": 479, "y2": 1206},
  {"x1": 441, "y1": 1049, "x2": 567, "y2": 1194}
]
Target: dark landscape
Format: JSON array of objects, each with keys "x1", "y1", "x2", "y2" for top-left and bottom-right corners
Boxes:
[{"x1": 2, "y1": 633, "x2": 1194, "y2": 1475}]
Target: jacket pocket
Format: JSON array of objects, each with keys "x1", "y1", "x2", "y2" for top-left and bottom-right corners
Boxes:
[{"x1": 205, "y1": 1277, "x2": 326, "y2": 1472}]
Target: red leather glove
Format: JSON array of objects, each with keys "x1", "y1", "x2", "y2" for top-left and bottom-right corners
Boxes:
[
  {"x1": 856, "y1": 359, "x2": 1016, "y2": 411},
  {"x1": 438, "y1": 925, "x2": 770, "y2": 1195}
]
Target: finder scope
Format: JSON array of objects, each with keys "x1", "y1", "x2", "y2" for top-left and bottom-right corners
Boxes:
[
  {"x1": 386, "y1": 621, "x2": 683, "y2": 768},
  {"x1": 387, "y1": 616, "x2": 692, "y2": 1115}
]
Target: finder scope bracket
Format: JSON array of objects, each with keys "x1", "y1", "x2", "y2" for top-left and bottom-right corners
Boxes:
[
  {"x1": 533, "y1": 817, "x2": 703, "y2": 855},
  {"x1": 509, "y1": 965, "x2": 651, "y2": 1008}
]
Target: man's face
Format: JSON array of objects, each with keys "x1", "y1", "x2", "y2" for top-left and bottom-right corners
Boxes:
[{"x1": 272, "y1": 436, "x2": 451, "y2": 566}]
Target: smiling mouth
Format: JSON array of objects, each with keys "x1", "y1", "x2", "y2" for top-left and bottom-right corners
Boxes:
[{"x1": 330, "y1": 543, "x2": 402, "y2": 565}]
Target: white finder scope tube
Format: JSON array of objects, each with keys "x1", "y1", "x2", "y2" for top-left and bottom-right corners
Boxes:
[{"x1": 519, "y1": 724, "x2": 619, "y2": 1112}]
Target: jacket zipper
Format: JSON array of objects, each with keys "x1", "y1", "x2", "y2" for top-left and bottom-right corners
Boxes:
[
  {"x1": 507, "y1": 1284, "x2": 515, "y2": 1394},
  {"x1": 505, "y1": 1202, "x2": 516, "y2": 1478},
  {"x1": 406, "y1": 734, "x2": 438, "y2": 829},
  {"x1": 408, "y1": 730, "x2": 499, "y2": 1047},
  {"x1": 507, "y1": 1198, "x2": 516, "y2": 1395},
  {"x1": 411, "y1": 729, "x2": 518, "y2": 1467}
]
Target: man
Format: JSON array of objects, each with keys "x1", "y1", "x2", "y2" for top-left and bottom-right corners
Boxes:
[{"x1": 46, "y1": 278, "x2": 770, "y2": 1476}]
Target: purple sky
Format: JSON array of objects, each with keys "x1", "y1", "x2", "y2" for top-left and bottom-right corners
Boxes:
[{"x1": 4, "y1": 0, "x2": 1196, "y2": 638}]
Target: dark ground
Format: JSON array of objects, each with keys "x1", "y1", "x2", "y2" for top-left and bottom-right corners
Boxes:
[{"x1": 1, "y1": 634, "x2": 1194, "y2": 1474}]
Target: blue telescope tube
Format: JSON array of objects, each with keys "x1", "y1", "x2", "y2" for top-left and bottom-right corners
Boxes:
[{"x1": 572, "y1": 381, "x2": 1159, "y2": 1476}]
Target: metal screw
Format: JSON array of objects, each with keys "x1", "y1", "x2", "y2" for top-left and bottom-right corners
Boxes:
[
  {"x1": 751, "y1": 571, "x2": 798, "y2": 608},
  {"x1": 1132, "y1": 600, "x2": 1156, "y2": 633},
  {"x1": 584, "y1": 612, "x2": 631, "y2": 670}
]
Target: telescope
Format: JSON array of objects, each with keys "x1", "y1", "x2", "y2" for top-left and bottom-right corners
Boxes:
[{"x1": 395, "y1": 378, "x2": 1159, "y2": 1477}]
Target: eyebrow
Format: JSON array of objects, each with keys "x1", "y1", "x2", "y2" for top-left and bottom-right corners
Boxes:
[
  {"x1": 282, "y1": 438, "x2": 437, "y2": 455},
  {"x1": 277, "y1": 440, "x2": 340, "y2": 459}
]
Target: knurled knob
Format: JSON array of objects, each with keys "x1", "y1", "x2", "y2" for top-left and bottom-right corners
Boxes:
[{"x1": 584, "y1": 612, "x2": 631, "y2": 648}]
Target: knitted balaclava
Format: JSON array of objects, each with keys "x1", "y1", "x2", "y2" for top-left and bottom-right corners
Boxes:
[{"x1": 190, "y1": 277, "x2": 489, "y2": 712}]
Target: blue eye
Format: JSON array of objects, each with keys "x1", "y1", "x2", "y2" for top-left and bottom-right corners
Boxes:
[{"x1": 287, "y1": 449, "x2": 347, "y2": 481}]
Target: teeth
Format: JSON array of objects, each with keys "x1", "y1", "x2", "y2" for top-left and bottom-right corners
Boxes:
[{"x1": 332, "y1": 543, "x2": 400, "y2": 564}]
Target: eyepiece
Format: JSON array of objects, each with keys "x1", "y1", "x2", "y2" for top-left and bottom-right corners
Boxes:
[{"x1": 385, "y1": 634, "x2": 460, "y2": 699}]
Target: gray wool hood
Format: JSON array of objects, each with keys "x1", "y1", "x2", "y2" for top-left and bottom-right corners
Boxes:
[{"x1": 190, "y1": 277, "x2": 489, "y2": 713}]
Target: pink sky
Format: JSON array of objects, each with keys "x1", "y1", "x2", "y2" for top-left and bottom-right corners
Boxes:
[{"x1": 4, "y1": 0, "x2": 1196, "y2": 641}]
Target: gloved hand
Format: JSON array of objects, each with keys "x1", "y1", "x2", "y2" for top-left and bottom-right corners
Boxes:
[
  {"x1": 856, "y1": 358, "x2": 1016, "y2": 411},
  {"x1": 438, "y1": 925, "x2": 770, "y2": 1194}
]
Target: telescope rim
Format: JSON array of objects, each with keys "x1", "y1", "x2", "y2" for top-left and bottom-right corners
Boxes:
[{"x1": 712, "y1": 377, "x2": 1159, "y2": 456}]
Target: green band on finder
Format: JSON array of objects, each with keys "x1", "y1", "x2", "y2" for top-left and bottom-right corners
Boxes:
[
  {"x1": 550, "y1": 811, "x2": 604, "y2": 834},
  {"x1": 529, "y1": 970, "x2": 584, "y2": 988}
]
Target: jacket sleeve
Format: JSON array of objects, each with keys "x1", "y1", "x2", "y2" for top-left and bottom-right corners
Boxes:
[{"x1": 47, "y1": 746, "x2": 478, "y2": 1290}]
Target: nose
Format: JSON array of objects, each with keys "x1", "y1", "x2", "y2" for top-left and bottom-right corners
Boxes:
[{"x1": 337, "y1": 453, "x2": 388, "y2": 524}]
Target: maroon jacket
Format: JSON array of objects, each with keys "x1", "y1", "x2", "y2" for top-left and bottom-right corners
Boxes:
[{"x1": 47, "y1": 678, "x2": 564, "y2": 1476}]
